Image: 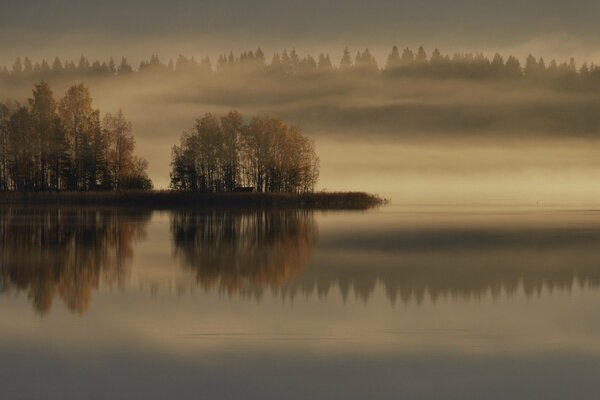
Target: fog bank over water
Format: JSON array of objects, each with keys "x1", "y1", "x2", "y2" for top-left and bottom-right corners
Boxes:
[
  {"x1": 3, "y1": 62, "x2": 600, "y2": 203},
  {"x1": 319, "y1": 141, "x2": 600, "y2": 206}
]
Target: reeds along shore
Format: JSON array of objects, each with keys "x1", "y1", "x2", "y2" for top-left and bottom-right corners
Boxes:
[{"x1": 0, "y1": 191, "x2": 385, "y2": 210}]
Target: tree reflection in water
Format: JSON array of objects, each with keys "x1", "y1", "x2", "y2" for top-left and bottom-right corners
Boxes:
[
  {"x1": 0, "y1": 207, "x2": 151, "y2": 314},
  {"x1": 171, "y1": 209, "x2": 317, "y2": 295},
  {"x1": 5, "y1": 207, "x2": 600, "y2": 314}
]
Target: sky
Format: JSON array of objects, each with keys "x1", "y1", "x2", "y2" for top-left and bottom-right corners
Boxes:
[{"x1": 2, "y1": 0, "x2": 600, "y2": 64}]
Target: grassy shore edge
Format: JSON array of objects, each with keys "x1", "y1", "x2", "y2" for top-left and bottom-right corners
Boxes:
[{"x1": 0, "y1": 191, "x2": 386, "y2": 210}]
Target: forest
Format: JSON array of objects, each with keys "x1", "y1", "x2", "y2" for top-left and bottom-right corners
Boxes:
[
  {"x1": 0, "y1": 46, "x2": 596, "y2": 83},
  {"x1": 170, "y1": 112, "x2": 320, "y2": 193},
  {"x1": 0, "y1": 82, "x2": 152, "y2": 191}
]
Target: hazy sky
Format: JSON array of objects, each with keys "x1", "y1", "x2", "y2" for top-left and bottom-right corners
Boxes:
[
  {"x1": 2, "y1": 1, "x2": 600, "y2": 64},
  {"x1": 4, "y1": 1, "x2": 600, "y2": 196}
]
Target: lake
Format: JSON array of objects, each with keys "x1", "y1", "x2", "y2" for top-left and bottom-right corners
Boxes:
[{"x1": 1, "y1": 205, "x2": 600, "y2": 399}]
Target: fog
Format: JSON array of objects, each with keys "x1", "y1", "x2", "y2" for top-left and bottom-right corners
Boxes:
[{"x1": 3, "y1": 57, "x2": 600, "y2": 204}]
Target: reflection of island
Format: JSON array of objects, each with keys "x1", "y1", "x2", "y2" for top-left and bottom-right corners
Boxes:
[
  {"x1": 5, "y1": 207, "x2": 600, "y2": 313},
  {"x1": 171, "y1": 209, "x2": 317, "y2": 294},
  {"x1": 0, "y1": 208, "x2": 151, "y2": 314},
  {"x1": 171, "y1": 215, "x2": 600, "y2": 303}
]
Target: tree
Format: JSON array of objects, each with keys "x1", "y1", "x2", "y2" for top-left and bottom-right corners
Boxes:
[
  {"x1": 255, "y1": 48, "x2": 266, "y2": 70},
  {"x1": 524, "y1": 54, "x2": 539, "y2": 77},
  {"x1": 0, "y1": 103, "x2": 10, "y2": 190},
  {"x1": 0, "y1": 82, "x2": 149, "y2": 192},
  {"x1": 318, "y1": 54, "x2": 333, "y2": 71},
  {"x1": 430, "y1": 48, "x2": 443, "y2": 63},
  {"x1": 118, "y1": 57, "x2": 133, "y2": 74},
  {"x1": 195, "y1": 113, "x2": 224, "y2": 192},
  {"x1": 12, "y1": 57, "x2": 23, "y2": 75},
  {"x1": 121, "y1": 157, "x2": 152, "y2": 190},
  {"x1": 47, "y1": 117, "x2": 70, "y2": 190},
  {"x1": 51, "y1": 57, "x2": 64, "y2": 74},
  {"x1": 103, "y1": 110, "x2": 135, "y2": 189},
  {"x1": 170, "y1": 133, "x2": 198, "y2": 192},
  {"x1": 200, "y1": 56, "x2": 212, "y2": 73},
  {"x1": 77, "y1": 56, "x2": 90, "y2": 73},
  {"x1": 416, "y1": 46, "x2": 428, "y2": 63},
  {"x1": 401, "y1": 48, "x2": 415, "y2": 65},
  {"x1": 220, "y1": 111, "x2": 243, "y2": 191},
  {"x1": 490, "y1": 54, "x2": 505, "y2": 77},
  {"x1": 23, "y1": 57, "x2": 33, "y2": 74},
  {"x1": 90, "y1": 110, "x2": 108, "y2": 189},
  {"x1": 29, "y1": 81, "x2": 57, "y2": 189},
  {"x1": 7, "y1": 106, "x2": 36, "y2": 190},
  {"x1": 108, "y1": 57, "x2": 116, "y2": 75},
  {"x1": 505, "y1": 56, "x2": 522, "y2": 77},
  {"x1": 355, "y1": 49, "x2": 378, "y2": 72},
  {"x1": 170, "y1": 112, "x2": 319, "y2": 193},
  {"x1": 340, "y1": 47, "x2": 353, "y2": 69},
  {"x1": 58, "y1": 84, "x2": 96, "y2": 189},
  {"x1": 386, "y1": 46, "x2": 401, "y2": 70}
]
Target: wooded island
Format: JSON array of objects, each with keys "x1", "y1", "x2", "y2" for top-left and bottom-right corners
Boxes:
[{"x1": 0, "y1": 82, "x2": 382, "y2": 209}]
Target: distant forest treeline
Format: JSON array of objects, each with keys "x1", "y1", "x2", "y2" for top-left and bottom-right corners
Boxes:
[{"x1": 1, "y1": 46, "x2": 597, "y2": 83}]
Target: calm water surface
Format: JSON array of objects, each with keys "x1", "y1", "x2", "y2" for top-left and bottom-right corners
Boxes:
[{"x1": 1, "y1": 205, "x2": 600, "y2": 399}]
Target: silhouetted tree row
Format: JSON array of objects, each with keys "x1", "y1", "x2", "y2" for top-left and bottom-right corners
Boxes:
[
  {"x1": 0, "y1": 82, "x2": 152, "y2": 191},
  {"x1": 2, "y1": 47, "x2": 599, "y2": 82},
  {"x1": 170, "y1": 112, "x2": 319, "y2": 193}
]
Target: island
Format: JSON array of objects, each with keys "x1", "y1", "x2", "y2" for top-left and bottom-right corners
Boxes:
[{"x1": 0, "y1": 82, "x2": 384, "y2": 210}]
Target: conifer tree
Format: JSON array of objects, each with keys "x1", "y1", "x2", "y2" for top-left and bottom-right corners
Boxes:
[{"x1": 340, "y1": 47, "x2": 353, "y2": 68}]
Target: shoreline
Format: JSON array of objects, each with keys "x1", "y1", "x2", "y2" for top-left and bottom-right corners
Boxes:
[{"x1": 0, "y1": 191, "x2": 385, "y2": 210}]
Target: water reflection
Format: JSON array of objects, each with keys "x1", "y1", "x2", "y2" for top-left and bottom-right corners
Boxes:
[
  {"x1": 171, "y1": 209, "x2": 317, "y2": 295},
  {"x1": 0, "y1": 208, "x2": 151, "y2": 314},
  {"x1": 291, "y1": 223, "x2": 600, "y2": 304},
  {"x1": 3, "y1": 208, "x2": 600, "y2": 399},
  {"x1": 3, "y1": 207, "x2": 600, "y2": 314}
]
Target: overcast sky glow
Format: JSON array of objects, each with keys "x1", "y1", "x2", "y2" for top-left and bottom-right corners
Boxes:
[{"x1": 2, "y1": 1, "x2": 600, "y2": 65}]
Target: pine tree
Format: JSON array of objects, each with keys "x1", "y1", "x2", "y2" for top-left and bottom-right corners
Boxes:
[
  {"x1": 340, "y1": 47, "x2": 353, "y2": 68},
  {"x1": 52, "y1": 57, "x2": 63, "y2": 74},
  {"x1": 385, "y1": 46, "x2": 401, "y2": 70},
  {"x1": 118, "y1": 57, "x2": 133, "y2": 74},
  {"x1": 12, "y1": 57, "x2": 23, "y2": 75}
]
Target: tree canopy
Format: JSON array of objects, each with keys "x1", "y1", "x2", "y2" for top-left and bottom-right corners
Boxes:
[
  {"x1": 0, "y1": 82, "x2": 152, "y2": 191},
  {"x1": 170, "y1": 112, "x2": 319, "y2": 193}
]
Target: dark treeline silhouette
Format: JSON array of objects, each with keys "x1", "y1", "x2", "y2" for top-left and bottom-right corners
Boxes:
[
  {"x1": 0, "y1": 82, "x2": 152, "y2": 191},
  {"x1": 0, "y1": 207, "x2": 151, "y2": 314},
  {"x1": 172, "y1": 209, "x2": 317, "y2": 296},
  {"x1": 170, "y1": 112, "x2": 319, "y2": 193},
  {"x1": 1, "y1": 47, "x2": 598, "y2": 83}
]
